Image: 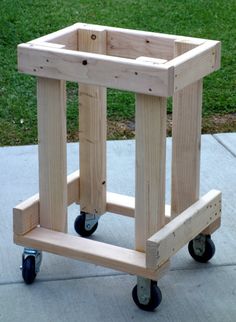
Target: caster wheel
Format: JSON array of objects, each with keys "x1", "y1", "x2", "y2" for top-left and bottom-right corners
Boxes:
[
  {"x1": 188, "y1": 234, "x2": 215, "y2": 263},
  {"x1": 132, "y1": 280, "x2": 162, "y2": 311},
  {"x1": 74, "y1": 212, "x2": 98, "y2": 237},
  {"x1": 22, "y1": 256, "x2": 36, "y2": 284}
]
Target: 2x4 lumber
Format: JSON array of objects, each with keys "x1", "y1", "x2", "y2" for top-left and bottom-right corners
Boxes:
[
  {"x1": 14, "y1": 227, "x2": 170, "y2": 280},
  {"x1": 78, "y1": 23, "x2": 206, "y2": 60},
  {"x1": 37, "y1": 78, "x2": 67, "y2": 232},
  {"x1": 17, "y1": 44, "x2": 172, "y2": 97},
  {"x1": 171, "y1": 41, "x2": 202, "y2": 218},
  {"x1": 106, "y1": 192, "x2": 135, "y2": 217},
  {"x1": 165, "y1": 40, "x2": 221, "y2": 91},
  {"x1": 135, "y1": 92, "x2": 167, "y2": 252},
  {"x1": 78, "y1": 27, "x2": 107, "y2": 215},
  {"x1": 13, "y1": 171, "x2": 80, "y2": 235},
  {"x1": 146, "y1": 190, "x2": 222, "y2": 269},
  {"x1": 29, "y1": 23, "x2": 79, "y2": 50},
  {"x1": 13, "y1": 170, "x2": 172, "y2": 235},
  {"x1": 13, "y1": 194, "x2": 40, "y2": 236}
]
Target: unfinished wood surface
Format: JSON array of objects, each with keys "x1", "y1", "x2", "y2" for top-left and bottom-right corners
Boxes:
[
  {"x1": 17, "y1": 44, "x2": 172, "y2": 97},
  {"x1": 107, "y1": 30, "x2": 174, "y2": 60},
  {"x1": 78, "y1": 22, "x2": 206, "y2": 60},
  {"x1": 106, "y1": 192, "x2": 135, "y2": 217},
  {"x1": 78, "y1": 27, "x2": 107, "y2": 215},
  {"x1": 135, "y1": 93, "x2": 167, "y2": 252},
  {"x1": 165, "y1": 40, "x2": 221, "y2": 91},
  {"x1": 14, "y1": 227, "x2": 170, "y2": 280},
  {"x1": 13, "y1": 194, "x2": 40, "y2": 236},
  {"x1": 202, "y1": 217, "x2": 221, "y2": 235},
  {"x1": 171, "y1": 41, "x2": 203, "y2": 218},
  {"x1": 147, "y1": 190, "x2": 222, "y2": 269},
  {"x1": 37, "y1": 78, "x2": 67, "y2": 232},
  {"x1": 13, "y1": 169, "x2": 171, "y2": 234},
  {"x1": 13, "y1": 171, "x2": 79, "y2": 235},
  {"x1": 30, "y1": 23, "x2": 79, "y2": 50}
]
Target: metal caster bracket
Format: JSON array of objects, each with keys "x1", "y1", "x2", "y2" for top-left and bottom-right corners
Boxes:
[
  {"x1": 21, "y1": 248, "x2": 42, "y2": 273},
  {"x1": 82, "y1": 212, "x2": 100, "y2": 231},
  {"x1": 192, "y1": 234, "x2": 207, "y2": 256},
  {"x1": 137, "y1": 276, "x2": 152, "y2": 305}
]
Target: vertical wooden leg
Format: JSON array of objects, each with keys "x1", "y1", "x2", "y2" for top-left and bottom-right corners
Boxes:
[
  {"x1": 135, "y1": 94, "x2": 166, "y2": 253},
  {"x1": 37, "y1": 77, "x2": 67, "y2": 232},
  {"x1": 171, "y1": 41, "x2": 202, "y2": 217},
  {"x1": 78, "y1": 27, "x2": 107, "y2": 215}
]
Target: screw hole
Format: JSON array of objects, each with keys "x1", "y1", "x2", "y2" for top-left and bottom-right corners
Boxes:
[
  {"x1": 82, "y1": 60, "x2": 88, "y2": 65},
  {"x1": 91, "y1": 34, "x2": 96, "y2": 40}
]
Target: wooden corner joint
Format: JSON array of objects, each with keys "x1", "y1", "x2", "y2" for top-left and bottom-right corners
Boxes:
[{"x1": 146, "y1": 190, "x2": 222, "y2": 270}]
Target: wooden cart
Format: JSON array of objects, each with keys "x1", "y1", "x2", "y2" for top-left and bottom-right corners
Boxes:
[{"x1": 13, "y1": 23, "x2": 221, "y2": 311}]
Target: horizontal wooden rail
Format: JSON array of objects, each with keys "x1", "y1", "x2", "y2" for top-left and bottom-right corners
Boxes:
[
  {"x1": 29, "y1": 23, "x2": 79, "y2": 50},
  {"x1": 165, "y1": 40, "x2": 221, "y2": 91},
  {"x1": 146, "y1": 190, "x2": 221, "y2": 269},
  {"x1": 18, "y1": 43, "x2": 173, "y2": 96},
  {"x1": 14, "y1": 227, "x2": 170, "y2": 280},
  {"x1": 29, "y1": 22, "x2": 207, "y2": 61},
  {"x1": 13, "y1": 171, "x2": 171, "y2": 235}
]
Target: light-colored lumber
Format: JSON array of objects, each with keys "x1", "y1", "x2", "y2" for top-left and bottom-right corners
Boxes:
[
  {"x1": 13, "y1": 171, "x2": 79, "y2": 235},
  {"x1": 146, "y1": 190, "x2": 222, "y2": 269},
  {"x1": 13, "y1": 175, "x2": 171, "y2": 235},
  {"x1": 171, "y1": 41, "x2": 203, "y2": 218},
  {"x1": 106, "y1": 192, "x2": 135, "y2": 217},
  {"x1": 17, "y1": 44, "x2": 173, "y2": 97},
  {"x1": 29, "y1": 23, "x2": 79, "y2": 50},
  {"x1": 135, "y1": 93, "x2": 167, "y2": 252},
  {"x1": 78, "y1": 27, "x2": 107, "y2": 215},
  {"x1": 30, "y1": 42, "x2": 66, "y2": 49},
  {"x1": 78, "y1": 22, "x2": 206, "y2": 60},
  {"x1": 107, "y1": 30, "x2": 174, "y2": 60},
  {"x1": 202, "y1": 217, "x2": 221, "y2": 235},
  {"x1": 165, "y1": 40, "x2": 221, "y2": 91},
  {"x1": 13, "y1": 194, "x2": 40, "y2": 236},
  {"x1": 37, "y1": 77, "x2": 67, "y2": 232},
  {"x1": 14, "y1": 227, "x2": 170, "y2": 280},
  {"x1": 136, "y1": 57, "x2": 167, "y2": 64}
]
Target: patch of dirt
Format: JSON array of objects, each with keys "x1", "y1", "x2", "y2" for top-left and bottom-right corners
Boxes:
[
  {"x1": 67, "y1": 113, "x2": 236, "y2": 141},
  {"x1": 107, "y1": 113, "x2": 236, "y2": 139}
]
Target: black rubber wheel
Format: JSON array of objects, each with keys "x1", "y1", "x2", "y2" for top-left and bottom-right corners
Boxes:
[
  {"x1": 132, "y1": 280, "x2": 162, "y2": 311},
  {"x1": 188, "y1": 235, "x2": 215, "y2": 263},
  {"x1": 74, "y1": 212, "x2": 98, "y2": 237},
  {"x1": 22, "y1": 256, "x2": 36, "y2": 284}
]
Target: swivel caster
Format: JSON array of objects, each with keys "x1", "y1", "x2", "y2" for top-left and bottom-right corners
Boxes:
[
  {"x1": 21, "y1": 248, "x2": 42, "y2": 284},
  {"x1": 188, "y1": 234, "x2": 215, "y2": 263},
  {"x1": 132, "y1": 277, "x2": 162, "y2": 311},
  {"x1": 74, "y1": 212, "x2": 99, "y2": 237}
]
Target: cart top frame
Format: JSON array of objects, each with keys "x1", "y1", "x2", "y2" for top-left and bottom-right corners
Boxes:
[{"x1": 18, "y1": 22, "x2": 221, "y2": 97}]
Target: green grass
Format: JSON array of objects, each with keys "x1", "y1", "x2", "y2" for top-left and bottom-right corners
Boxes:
[{"x1": 0, "y1": 0, "x2": 235, "y2": 145}]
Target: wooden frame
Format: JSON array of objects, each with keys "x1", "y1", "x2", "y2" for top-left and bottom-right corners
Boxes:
[{"x1": 14, "y1": 23, "x2": 221, "y2": 281}]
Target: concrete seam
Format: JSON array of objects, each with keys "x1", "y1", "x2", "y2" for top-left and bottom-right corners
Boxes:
[{"x1": 212, "y1": 134, "x2": 236, "y2": 158}]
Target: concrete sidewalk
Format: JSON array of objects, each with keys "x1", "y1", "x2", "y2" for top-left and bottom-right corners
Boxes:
[{"x1": 0, "y1": 133, "x2": 235, "y2": 322}]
